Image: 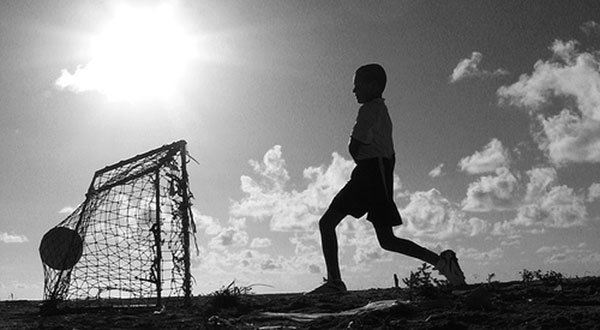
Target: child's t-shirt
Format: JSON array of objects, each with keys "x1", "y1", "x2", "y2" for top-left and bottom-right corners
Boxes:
[{"x1": 351, "y1": 98, "x2": 395, "y2": 160}]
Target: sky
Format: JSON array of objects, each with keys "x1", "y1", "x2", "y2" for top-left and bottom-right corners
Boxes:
[{"x1": 2, "y1": 0, "x2": 600, "y2": 300}]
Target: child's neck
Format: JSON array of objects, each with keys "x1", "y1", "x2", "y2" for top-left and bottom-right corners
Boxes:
[{"x1": 364, "y1": 95, "x2": 383, "y2": 103}]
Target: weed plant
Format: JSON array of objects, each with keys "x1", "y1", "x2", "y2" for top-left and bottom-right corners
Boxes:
[
  {"x1": 208, "y1": 280, "x2": 254, "y2": 311},
  {"x1": 402, "y1": 263, "x2": 449, "y2": 298},
  {"x1": 520, "y1": 269, "x2": 564, "y2": 286}
]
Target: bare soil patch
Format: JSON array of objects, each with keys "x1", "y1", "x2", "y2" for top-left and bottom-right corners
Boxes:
[{"x1": 3, "y1": 277, "x2": 600, "y2": 329}]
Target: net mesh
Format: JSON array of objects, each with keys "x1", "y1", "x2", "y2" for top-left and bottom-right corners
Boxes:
[{"x1": 41, "y1": 140, "x2": 196, "y2": 307}]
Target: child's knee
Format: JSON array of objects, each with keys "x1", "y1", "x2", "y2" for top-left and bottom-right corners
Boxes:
[
  {"x1": 319, "y1": 216, "x2": 335, "y2": 232},
  {"x1": 319, "y1": 209, "x2": 343, "y2": 231},
  {"x1": 375, "y1": 227, "x2": 396, "y2": 250},
  {"x1": 378, "y1": 236, "x2": 394, "y2": 251}
]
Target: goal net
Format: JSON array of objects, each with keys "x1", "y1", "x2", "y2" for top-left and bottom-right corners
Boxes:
[{"x1": 40, "y1": 140, "x2": 196, "y2": 307}]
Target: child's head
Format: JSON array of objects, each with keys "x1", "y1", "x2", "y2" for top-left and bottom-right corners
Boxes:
[{"x1": 353, "y1": 64, "x2": 387, "y2": 104}]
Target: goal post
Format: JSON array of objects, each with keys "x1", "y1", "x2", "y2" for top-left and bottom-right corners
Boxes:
[{"x1": 40, "y1": 140, "x2": 196, "y2": 308}]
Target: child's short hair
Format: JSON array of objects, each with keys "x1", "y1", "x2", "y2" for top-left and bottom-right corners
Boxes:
[{"x1": 356, "y1": 64, "x2": 387, "y2": 95}]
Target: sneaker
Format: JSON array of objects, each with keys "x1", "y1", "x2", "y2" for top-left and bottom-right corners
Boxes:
[
  {"x1": 305, "y1": 278, "x2": 347, "y2": 295},
  {"x1": 436, "y1": 250, "x2": 466, "y2": 287}
]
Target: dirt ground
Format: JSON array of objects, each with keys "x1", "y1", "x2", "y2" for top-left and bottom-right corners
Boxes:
[{"x1": 2, "y1": 277, "x2": 600, "y2": 330}]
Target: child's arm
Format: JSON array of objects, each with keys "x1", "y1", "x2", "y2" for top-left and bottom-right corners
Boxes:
[{"x1": 350, "y1": 104, "x2": 377, "y2": 161}]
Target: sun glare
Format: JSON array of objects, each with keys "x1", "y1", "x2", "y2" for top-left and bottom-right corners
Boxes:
[{"x1": 85, "y1": 4, "x2": 196, "y2": 103}]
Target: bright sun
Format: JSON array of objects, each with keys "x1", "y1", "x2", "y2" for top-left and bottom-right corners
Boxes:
[{"x1": 58, "y1": 4, "x2": 196, "y2": 104}]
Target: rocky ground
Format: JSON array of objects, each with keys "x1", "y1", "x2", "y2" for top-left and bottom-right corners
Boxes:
[{"x1": 2, "y1": 276, "x2": 600, "y2": 330}]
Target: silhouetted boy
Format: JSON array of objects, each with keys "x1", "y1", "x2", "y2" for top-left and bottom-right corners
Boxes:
[{"x1": 308, "y1": 64, "x2": 466, "y2": 294}]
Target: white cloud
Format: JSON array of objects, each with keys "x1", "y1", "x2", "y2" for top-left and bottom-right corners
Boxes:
[
  {"x1": 465, "y1": 217, "x2": 491, "y2": 237},
  {"x1": 588, "y1": 183, "x2": 600, "y2": 202},
  {"x1": 450, "y1": 52, "x2": 509, "y2": 83},
  {"x1": 514, "y1": 185, "x2": 587, "y2": 228},
  {"x1": 459, "y1": 139, "x2": 510, "y2": 175},
  {"x1": 540, "y1": 109, "x2": 600, "y2": 165},
  {"x1": 0, "y1": 232, "x2": 29, "y2": 244},
  {"x1": 550, "y1": 40, "x2": 579, "y2": 63},
  {"x1": 58, "y1": 206, "x2": 75, "y2": 214},
  {"x1": 260, "y1": 259, "x2": 282, "y2": 271},
  {"x1": 500, "y1": 239, "x2": 520, "y2": 247},
  {"x1": 498, "y1": 40, "x2": 600, "y2": 165},
  {"x1": 349, "y1": 221, "x2": 389, "y2": 264},
  {"x1": 462, "y1": 167, "x2": 520, "y2": 212},
  {"x1": 248, "y1": 145, "x2": 290, "y2": 192},
  {"x1": 308, "y1": 264, "x2": 321, "y2": 274},
  {"x1": 581, "y1": 21, "x2": 600, "y2": 36},
  {"x1": 209, "y1": 226, "x2": 249, "y2": 250},
  {"x1": 400, "y1": 189, "x2": 488, "y2": 239},
  {"x1": 231, "y1": 146, "x2": 355, "y2": 232},
  {"x1": 517, "y1": 167, "x2": 587, "y2": 228},
  {"x1": 491, "y1": 220, "x2": 520, "y2": 237},
  {"x1": 250, "y1": 237, "x2": 272, "y2": 248},
  {"x1": 524, "y1": 167, "x2": 557, "y2": 203},
  {"x1": 289, "y1": 232, "x2": 320, "y2": 256},
  {"x1": 491, "y1": 167, "x2": 588, "y2": 232},
  {"x1": 192, "y1": 209, "x2": 223, "y2": 235},
  {"x1": 428, "y1": 163, "x2": 445, "y2": 178},
  {"x1": 458, "y1": 247, "x2": 504, "y2": 264},
  {"x1": 535, "y1": 243, "x2": 599, "y2": 265},
  {"x1": 353, "y1": 243, "x2": 388, "y2": 264},
  {"x1": 536, "y1": 246, "x2": 558, "y2": 254}
]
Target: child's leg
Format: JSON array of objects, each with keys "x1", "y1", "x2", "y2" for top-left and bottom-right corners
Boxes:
[
  {"x1": 374, "y1": 225, "x2": 439, "y2": 266},
  {"x1": 318, "y1": 208, "x2": 346, "y2": 281}
]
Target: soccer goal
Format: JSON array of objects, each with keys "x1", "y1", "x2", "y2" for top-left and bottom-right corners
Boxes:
[{"x1": 40, "y1": 140, "x2": 196, "y2": 308}]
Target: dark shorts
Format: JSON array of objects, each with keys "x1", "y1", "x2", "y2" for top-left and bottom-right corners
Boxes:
[{"x1": 329, "y1": 156, "x2": 402, "y2": 227}]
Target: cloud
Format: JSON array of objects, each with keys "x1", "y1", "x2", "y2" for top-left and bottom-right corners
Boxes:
[
  {"x1": 308, "y1": 264, "x2": 321, "y2": 274},
  {"x1": 260, "y1": 259, "x2": 282, "y2": 271},
  {"x1": 497, "y1": 39, "x2": 600, "y2": 165},
  {"x1": 581, "y1": 21, "x2": 600, "y2": 36},
  {"x1": 535, "y1": 242, "x2": 598, "y2": 265},
  {"x1": 231, "y1": 146, "x2": 355, "y2": 232},
  {"x1": 459, "y1": 139, "x2": 510, "y2": 175},
  {"x1": 353, "y1": 244, "x2": 388, "y2": 264},
  {"x1": 289, "y1": 232, "x2": 320, "y2": 256},
  {"x1": 514, "y1": 185, "x2": 587, "y2": 228},
  {"x1": 540, "y1": 109, "x2": 600, "y2": 165},
  {"x1": 250, "y1": 237, "x2": 272, "y2": 248},
  {"x1": 349, "y1": 221, "x2": 389, "y2": 264},
  {"x1": 400, "y1": 189, "x2": 488, "y2": 239},
  {"x1": 56, "y1": 66, "x2": 98, "y2": 93},
  {"x1": 58, "y1": 206, "x2": 75, "y2": 214},
  {"x1": 450, "y1": 52, "x2": 509, "y2": 83},
  {"x1": 492, "y1": 167, "x2": 588, "y2": 233},
  {"x1": 524, "y1": 167, "x2": 557, "y2": 203},
  {"x1": 588, "y1": 183, "x2": 600, "y2": 202},
  {"x1": 535, "y1": 246, "x2": 558, "y2": 254},
  {"x1": 192, "y1": 209, "x2": 223, "y2": 235},
  {"x1": 462, "y1": 167, "x2": 520, "y2": 212},
  {"x1": 518, "y1": 167, "x2": 587, "y2": 228},
  {"x1": 458, "y1": 247, "x2": 504, "y2": 264},
  {"x1": 490, "y1": 220, "x2": 520, "y2": 237},
  {"x1": 550, "y1": 40, "x2": 579, "y2": 62},
  {"x1": 428, "y1": 163, "x2": 445, "y2": 178},
  {"x1": 204, "y1": 248, "x2": 283, "y2": 272},
  {"x1": 0, "y1": 232, "x2": 29, "y2": 244},
  {"x1": 209, "y1": 226, "x2": 249, "y2": 250},
  {"x1": 248, "y1": 145, "x2": 290, "y2": 192}
]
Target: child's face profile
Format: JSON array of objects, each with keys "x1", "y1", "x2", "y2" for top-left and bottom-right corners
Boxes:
[{"x1": 352, "y1": 73, "x2": 378, "y2": 104}]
